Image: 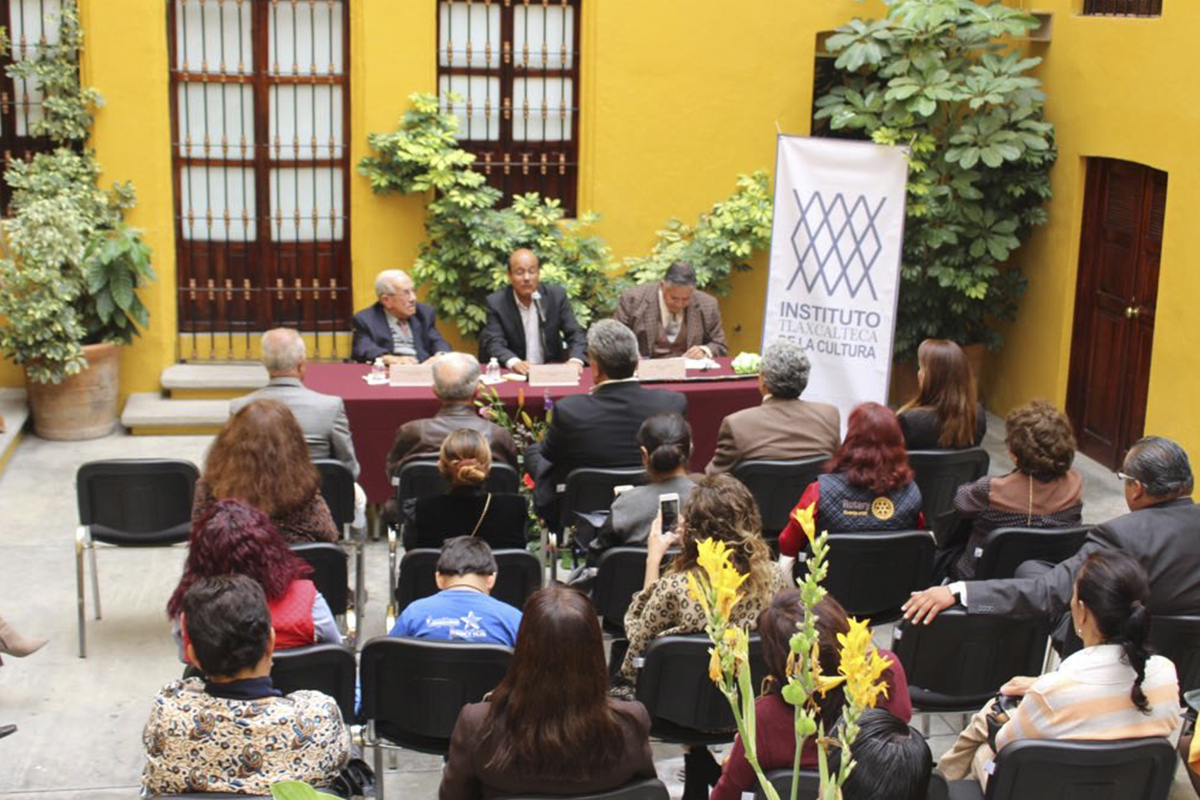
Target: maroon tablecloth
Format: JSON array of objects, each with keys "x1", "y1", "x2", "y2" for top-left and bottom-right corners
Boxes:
[{"x1": 304, "y1": 360, "x2": 762, "y2": 503}]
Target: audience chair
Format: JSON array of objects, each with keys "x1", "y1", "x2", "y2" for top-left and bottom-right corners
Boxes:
[
  {"x1": 290, "y1": 542, "x2": 352, "y2": 641},
  {"x1": 313, "y1": 458, "x2": 365, "y2": 630},
  {"x1": 390, "y1": 548, "x2": 542, "y2": 628},
  {"x1": 74, "y1": 458, "x2": 199, "y2": 658},
  {"x1": 1147, "y1": 614, "x2": 1200, "y2": 694},
  {"x1": 815, "y1": 530, "x2": 936, "y2": 623},
  {"x1": 907, "y1": 449, "x2": 990, "y2": 543},
  {"x1": 732, "y1": 455, "x2": 829, "y2": 537},
  {"x1": 388, "y1": 459, "x2": 522, "y2": 590},
  {"x1": 971, "y1": 525, "x2": 1091, "y2": 581},
  {"x1": 360, "y1": 636, "x2": 513, "y2": 800},
  {"x1": 757, "y1": 768, "x2": 949, "y2": 800},
  {"x1": 944, "y1": 737, "x2": 1177, "y2": 800},
  {"x1": 891, "y1": 608, "x2": 1050, "y2": 734},
  {"x1": 554, "y1": 466, "x2": 647, "y2": 577},
  {"x1": 270, "y1": 643, "x2": 358, "y2": 723},
  {"x1": 497, "y1": 778, "x2": 670, "y2": 800},
  {"x1": 635, "y1": 634, "x2": 766, "y2": 745},
  {"x1": 592, "y1": 547, "x2": 677, "y2": 635}
]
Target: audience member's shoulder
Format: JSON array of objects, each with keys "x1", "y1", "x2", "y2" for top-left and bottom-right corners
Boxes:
[
  {"x1": 285, "y1": 688, "x2": 344, "y2": 718},
  {"x1": 610, "y1": 698, "x2": 652, "y2": 730},
  {"x1": 1145, "y1": 653, "x2": 1179, "y2": 686}
]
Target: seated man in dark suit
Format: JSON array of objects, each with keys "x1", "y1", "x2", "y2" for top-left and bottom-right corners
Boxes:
[
  {"x1": 351, "y1": 269, "x2": 451, "y2": 364},
  {"x1": 614, "y1": 261, "x2": 727, "y2": 359},
  {"x1": 903, "y1": 436, "x2": 1200, "y2": 648},
  {"x1": 479, "y1": 248, "x2": 587, "y2": 376},
  {"x1": 527, "y1": 319, "x2": 688, "y2": 521}
]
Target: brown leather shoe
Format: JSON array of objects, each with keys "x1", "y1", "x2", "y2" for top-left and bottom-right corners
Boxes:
[{"x1": 0, "y1": 724, "x2": 16, "y2": 740}]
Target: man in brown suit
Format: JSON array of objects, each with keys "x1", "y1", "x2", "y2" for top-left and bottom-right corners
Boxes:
[
  {"x1": 613, "y1": 261, "x2": 727, "y2": 359},
  {"x1": 705, "y1": 339, "x2": 840, "y2": 474},
  {"x1": 385, "y1": 351, "x2": 519, "y2": 474}
]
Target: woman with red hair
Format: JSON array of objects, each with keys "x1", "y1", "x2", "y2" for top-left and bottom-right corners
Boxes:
[
  {"x1": 167, "y1": 499, "x2": 342, "y2": 658},
  {"x1": 778, "y1": 402, "x2": 924, "y2": 558}
]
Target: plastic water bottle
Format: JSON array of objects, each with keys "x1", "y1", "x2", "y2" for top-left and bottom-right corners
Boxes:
[{"x1": 486, "y1": 357, "x2": 501, "y2": 382}]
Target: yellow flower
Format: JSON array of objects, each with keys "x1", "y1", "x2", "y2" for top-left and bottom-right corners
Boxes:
[
  {"x1": 708, "y1": 646, "x2": 723, "y2": 683},
  {"x1": 695, "y1": 538, "x2": 749, "y2": 621},
  {"x1": 791, "y1": 502, "x2": 817, "y2": 546},
  {"x1": 837, "y1": 617, "x2": 892, "y2": 709},
  {"x1": 686, "y1": 571, "x2": 711, "y2": 616}
]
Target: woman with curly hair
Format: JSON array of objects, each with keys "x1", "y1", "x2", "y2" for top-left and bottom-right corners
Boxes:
[
  {"x1": 193, "y1": 399, "x2": 338, "y2": 543},
  {"x1": 898, "y1": 339, "x2": 986, "y2": 450},
  {"x1": 778, "y1": 402, "x2": 924, "y2": 559},
  {"x1": 168, "y1": 499, "x2": 341, "y2": 658},
  {"x1": 947, "y1": 400, "x2": 1083, "y2": 580}
]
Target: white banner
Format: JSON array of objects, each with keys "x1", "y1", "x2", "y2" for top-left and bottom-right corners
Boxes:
[{"x1": 762, "y1": 135, "x2": 909, "y2": 426}]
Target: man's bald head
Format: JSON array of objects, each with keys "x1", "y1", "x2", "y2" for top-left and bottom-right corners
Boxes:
[
  {"x1": 261, "y1": 328, "x2": 305, "y2": 376},
  {"x1": 432, "y1": 352, "x2": 481, "y2": 402},
  {"x1": 508, "y1": 249, "x2": 541, "y2": 305}
]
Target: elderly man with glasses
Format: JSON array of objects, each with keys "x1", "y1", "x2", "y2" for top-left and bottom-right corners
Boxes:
[{"x1": 351, "y1": 269, "x2": 451, "y2": 365}]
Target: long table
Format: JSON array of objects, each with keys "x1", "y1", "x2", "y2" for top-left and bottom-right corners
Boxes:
[{"x1": 304, "y1": 360, "x2": 763, "y2": 503}]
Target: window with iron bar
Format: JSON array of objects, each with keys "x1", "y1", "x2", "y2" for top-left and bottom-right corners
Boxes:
[
  {"x1": 437, "y1": 0, "x2": 581, "y2": 217},
  {"x1": 1082, "y1": 0, "x2": 1162, "y2": 17},
  {"x1": 168, "y1": 0, "x2": 351, "y2": 360}
]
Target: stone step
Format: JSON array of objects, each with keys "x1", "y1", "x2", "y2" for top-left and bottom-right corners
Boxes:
[
  {"x1": 161, "y1": 363, "x2": 268, "y2": 399},
  {"x1": 121, "y1": 393, "x2": 230, "y2": 435},
  {"x1": 0, "y1": 387, "x2": 29, "y2": 474}
]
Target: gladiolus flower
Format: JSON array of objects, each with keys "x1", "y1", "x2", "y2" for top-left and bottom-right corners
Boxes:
[
  {"x1": 695, "y1": 539, "x2": 748, "y2": 622},
  {"x1": 791, "y1": 502, "x2": 817, "y2": 546},
  {"x1": 686, "y1": 571, "x2": 710, "y2": 616},
  {"x1": 708, "y1": 646, "x2": 723, "y2": 683},
  {"x1": 837, "y1": 617, "x2": 891, "y2": 709}
]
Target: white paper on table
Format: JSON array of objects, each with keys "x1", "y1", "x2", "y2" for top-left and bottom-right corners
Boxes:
[
  {"x1": 389, "y1": 363, "x2": 434, "y2": 387},
  {"x1": 363, "y1": 372, "x2": 390, "y2": 385},
  {"x1": 480, "y1": 374, "x2": 507, "y2": 385},
  {"x1": 685, "y1": 357, "x2": 720, "y2": 371},
  {"x1": 637, "y1": 357, "x2": 687, "y2": 381},
  {"x1": 528, "y1": 363, "x2": 581, "y2": 387}
]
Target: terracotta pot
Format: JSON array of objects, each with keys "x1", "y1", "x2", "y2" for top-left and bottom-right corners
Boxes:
[
  {"x1": 25, "y1": 342, "x2": 121, "y2": 440},
  {"x1": 889, "y1": 342, "x2": 986, "y2": 407}
]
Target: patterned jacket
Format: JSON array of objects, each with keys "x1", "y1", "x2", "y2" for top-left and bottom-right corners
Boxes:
[{"x1": 141, "y1": 678, "x2": 349, "y2": 796}]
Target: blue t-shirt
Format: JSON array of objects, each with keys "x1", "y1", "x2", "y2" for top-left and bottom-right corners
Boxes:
[{"x1": 389, "y1": 588, "x2": 522, "y2": 646}]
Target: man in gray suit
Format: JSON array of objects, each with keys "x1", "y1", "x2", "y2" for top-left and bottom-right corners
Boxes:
[
  {"x1": 232, "y1": 328, "x2": 364, "y2": 527},
  {"x1": 704, "y1": 339, "x2": 840, "y2": 475},
  {"x1": 903, "y1": 436, "x2": 1200, "y2": 645}
]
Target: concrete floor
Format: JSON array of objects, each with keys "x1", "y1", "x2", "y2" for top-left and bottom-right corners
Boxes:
[{"x1": 0, "y1": 414, "x2": 1192, "y2": 798}]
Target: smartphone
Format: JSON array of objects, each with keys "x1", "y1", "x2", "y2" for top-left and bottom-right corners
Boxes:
[{"x1": 659, "y1": 492, "x2": 680, "y2": 533}]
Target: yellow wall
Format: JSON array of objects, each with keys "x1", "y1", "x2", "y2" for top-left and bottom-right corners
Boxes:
[{"x1": 983, "y1": 1, "x2": 1200, "y2": 460}]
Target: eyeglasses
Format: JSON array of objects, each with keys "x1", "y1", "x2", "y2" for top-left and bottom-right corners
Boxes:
[{"x1": 1116, "y1": 471, "x2": 1140, "y2": 484}]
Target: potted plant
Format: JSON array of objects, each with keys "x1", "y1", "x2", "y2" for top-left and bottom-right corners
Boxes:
[
  {"x1": 814, "y1": 0, "x2": 1056, "y2": 397},
  {"x1": 0, "y1": 1, "x2": 154, "y2": 440}
]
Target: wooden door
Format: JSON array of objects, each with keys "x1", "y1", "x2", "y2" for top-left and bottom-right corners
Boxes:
[{"x1": 1066, "y1": 159, "x2": 1167, "y2": 469}]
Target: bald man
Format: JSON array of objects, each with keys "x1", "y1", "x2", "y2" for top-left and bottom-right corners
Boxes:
[
  {"x1": 478, "y1": 248, "x2": 587, "y2": 375},
  {"x1": 352, "y1": 269, "x2": 451, "y2": 364}
]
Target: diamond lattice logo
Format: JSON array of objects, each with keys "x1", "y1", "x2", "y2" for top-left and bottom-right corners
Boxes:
[{"x1": 787, "y1": 190, "x2": 887, "y2": 301}]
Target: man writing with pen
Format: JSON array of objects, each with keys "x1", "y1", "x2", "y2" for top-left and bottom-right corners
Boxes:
[{"x1": 478, "y1": 248, "x2": 588, "y2": 375}]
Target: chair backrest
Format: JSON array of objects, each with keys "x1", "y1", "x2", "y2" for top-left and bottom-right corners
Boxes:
[
  {"x1": 984, "y1": 737, "x2": 1177, "y2": 800},
  {"x1": 497, "y1": 778, "x2": 670, "y2": 800},
  {"x1": 1147, "y1": 614, "x2": 1200, "y2": 694},
  {"x1": 491, "y1": 549, "x2": 542, "y2": 610},
  {"x1": 270, "y1": 643, "x2": 357, "y2": 723},
  {"x1": 907, "y1": 449, "x2": 990, "y2": 539},
  {"x1": 635, "y1": 634, "x2": 766, "y2": 745},
  {"x1": 394, "y1": 548, "x2": 541, "y2": 612},
  {"x1": 360, "y1": 636, "x2": 513, "y2": 754},
  {"x1": 819, "y1": 530, "x2": 936, "y2": 622},
  {"x1": 755, "y1": 769, "x2": 948, "y2": 800},
  {"x1": 313, "y1": 458, "x2": 356, "y2": 532},
  {"x1": 972, "y1": 525, "x2": 1091, "y2": 581},
  {"x1": 397, "y1": 459, "x2": 521, "y2": 507},
  {"x1": 592, "y1": 547, "x2": 677, "y2": 633},
  {"x1": 892, "y1": 608, "x2": 1049, "y2": 713},
  {"x1": 76, "y1": 458, "x2": 199, "y2": 545},
  {"x1": 732, "y1": 455, "x2": 830, "y2": 535},
  {"x1": 290, "y1": 542, "x2": 349, "y2": 616},
  {"x1": 559, "y1": 466, "x2": 647, "y2": 532}
]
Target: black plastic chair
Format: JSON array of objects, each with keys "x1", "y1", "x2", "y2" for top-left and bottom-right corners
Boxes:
[
  {"x1": 592, "y1": 547, "x2": 677, "y2": 634},
  {"x1": 732, "y1": 455, "x2": 829, "y2": 536},
  {"x1": 289, "y1": 542, "x2": 350, "y2": 636},
  {"x1": 908, "y1": 449, "x2": 990, "y2": 542},
  {"x1": 944, "y1": 737, "x2": 1177, "y2": 800},
  {"x1": 635, "y1": 634, "x2": 766, "y2": 745},
  {"x1": 1147, "y1": 614, "x2": 1200, "y2": 694},
  {"x1": 75, "y1": 458, "x2": 199, "y2": 658},
  {"x1": 392, "y1": 548, "x2": 542, "y2": 620},
  {"x1": 971, "y1": 525, "x2": 1091, "y2": 581},
  {"x1": 816, "y1": 530, "x2": 936, "y2": 623},
  {"x1": 555, "y1": 467, "x2": 647, "y2": 564},
  {"x1": 757, "y1": 768, "x2": 949, "y2": 800},
  {"x1": 270, "y1": 643, "x2": 358, "y2": 723},
  {"x1": 891, "y1": 609, "x2": 1050, "y2": 729},
  {"x1": 314, "y1": 458, "x2": 364, "y2": 629},
  {"x1": 360, "y1": 636, "x2": 513, "y2": 800},
  {"x1": 498, "y1": 778, "x2": 670, "y2": 800}
]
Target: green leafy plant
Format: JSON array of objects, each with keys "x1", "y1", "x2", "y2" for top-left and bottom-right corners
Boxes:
[
  {"x1": 0, "y1": 0, "x2": 154, "y2": 384},
  {"x1": 359, "y1": 93, "x2": 618, "y2": 338},
  {"x1": 622, "y1": 170, "x2": 773, "y2": 296},
  {"x1": 270, "y1": 781, "x2": 339, "y2": 800},
  {"x1": 814, "y1": 0, "x2": 1055, "y2": 360}
]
